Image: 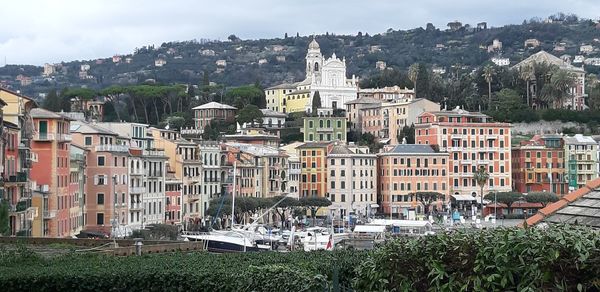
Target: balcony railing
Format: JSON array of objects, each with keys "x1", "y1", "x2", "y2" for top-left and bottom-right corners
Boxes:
[
  {"x1": 129, "y1": 203, "x2": 143, "y2": 211},
  {"x1": 43, "y1": 210, "x2": 57, "y2": 219},
  {"x1": 143, "y1": 149, "x2": 165, "y2": 157},
  {"x1": 316, "y1": 127, "x2": 334, "y2": 132},
  {"x1": 57, "y1": 133, "x2": 72, "y2": 142},
  {"x1": 33, "y1": 133, "x2": 55, "y2": 141},
  {"x1": 95, "y1": 144, "x2": 129, "y2": 152},
  {"x1": 130, "y1": 169, "x2": 145, "y2": 176},
  {"x1": 130, "y1": 186, "x2": 146, "y2": 194}
]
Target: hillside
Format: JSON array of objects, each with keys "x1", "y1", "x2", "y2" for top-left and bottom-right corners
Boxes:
[{"x1": 1, "y1": 15, "x2": 600, "y2": 99}]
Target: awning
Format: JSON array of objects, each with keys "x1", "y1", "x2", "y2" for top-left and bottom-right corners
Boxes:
[{"x1": 452, "y1": 194, "x2": 477, "y2": 201}]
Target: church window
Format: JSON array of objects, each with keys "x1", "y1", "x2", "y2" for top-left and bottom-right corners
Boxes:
[{"x1": 314, "y1": 62, "x2": 319, "y2": 71}]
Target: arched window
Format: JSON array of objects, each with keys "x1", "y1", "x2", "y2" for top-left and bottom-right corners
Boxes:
[{"x1": 314, "y1": 62, "x2": 319, "y2": 71}]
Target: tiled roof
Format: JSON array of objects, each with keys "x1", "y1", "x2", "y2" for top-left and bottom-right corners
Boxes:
[
  {"x1": 385, "y1": 144, "x2": 436, "y2": 154},
  {"x1": 345, "y1": 96, "x2": 381, "y2": 105},
  {"x1": 265, "y1": 83, "x2": 297, "y2": 90},
  {"x1": 30, "y1": 108, "x2": 72, "y2": 120},
  {"x1": 260, "y1": 109, "x2": 287, "y2": 118},
  {"x1": 70, "y1": 121, "x2": 117, "y2": 135},
  {"x1": 564, "y1": 134, "x2": 597, "y2": 145},
  {"x1": 297, "y1": 142, "x2": 332, "y2": 149},
  {"x1": 328, "y1": 145, "x2": 354, "y2": 155},
  {"x1": 192, "y1": 102, "x2": 236, "y2": 110},
  {"x1": 523, "y1": 178, "x2": 600, "y2": 228}
]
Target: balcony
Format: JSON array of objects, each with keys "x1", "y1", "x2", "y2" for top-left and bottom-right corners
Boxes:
[
  {"x1": 43, "y1": 210, "x2": 57, "y2": 219},
  {"x1": 143, "y1": 149, "x2": 165, "y2": 157},
  {"x1": 187, "y1": 193, "x2": 201, "y2": 201},
  {"x1": 450, "y1": 134, "x2": 462, "y2": 139},
  {"x1": 316, "y1": 127, "x2": 334, "y2": 132},
  {"x1": 33, "y1": 133, "x2": 55, "y2": 141},
  {"x1": 476, "y1": 160, "x2": 490, "y2": 165},
  {"x1": 56, "y1": 133, "x2": 72, "y2": 142},
  {"x1": 5, "y1": 172, "x2": 28, "y2": 184},
  {"x1": 486, "y1": 135, "x2": 498, "y2": 140},
  {"x1": 185, "y1": 176, "x2": 202, "y2": 183},
  {"x1": 129, "y1": 202, "x2": 143, "y2": 211},
  {"x1": 130, "y1": 169, "x2": 145, "y2": 176},
  {"x1": 130, "y1": 186, "x2": 146, "y2": 194},
  {"x1": 95, "y1": 144, "x2": 129, "y2": 153}
]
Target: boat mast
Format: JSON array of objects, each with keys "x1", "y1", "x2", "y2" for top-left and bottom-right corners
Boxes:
[{"x1": 231, "y1": 161, "x2": 236, "y2": 228}]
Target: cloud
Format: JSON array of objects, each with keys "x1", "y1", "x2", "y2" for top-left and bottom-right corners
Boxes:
[{"x1": 0, "y1": 0, "x2": 599, "y2": 65}]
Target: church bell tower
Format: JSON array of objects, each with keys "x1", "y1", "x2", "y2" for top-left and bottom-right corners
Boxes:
[{"x1": 306, "y1": 38, "x2": 323, "y2": 80}]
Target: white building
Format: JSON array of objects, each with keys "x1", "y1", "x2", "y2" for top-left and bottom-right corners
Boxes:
[
  {"x1": 491, "y1": 57, "x2": 510, "y2": 66},
  {"x1": 305, "y1": 39, "x2": 359, "y2": 111},
  {"x1": 216, "y1": 59, "x2": 227, "y2": 67},
  {"x1": 43, "y1": 63, "x2": 55, "y2": 76},
  {"x1": 376, "y1": 61, "x2": 387, "y2": 70},
  {"x1": 584, "y1": 58, "x2": 600, "y2": 66},
  {"x1": 327, "y1": 143, "x2": 377, "y2": 219},
  {"x1": 155, "y1": 58, "x2": 167, "y2": 67},
  {"x1": 574, "y1": 55, "x2": 585, "y2": 63},
  {"x1": 580, "y1": 45, "x2": 594, "y2": 54},
  {"x1": 279, "y1": 142, "x2": 303, "y2": 199}
]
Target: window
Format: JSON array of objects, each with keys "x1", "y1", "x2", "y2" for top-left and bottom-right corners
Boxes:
[
  {"x1": 84, "y1": 136, "x2": 92, "y2": 146},
  {"x1": 97, "y1": 193, "x2": 104, "y2": 205},
  {"x1": 97, "y1": 213, "x2": 104, "y2": 225},
  {"x1": 97, "y1": 156, "x2": 105, "y2": 166},
  {"x1": 331, "y1": 181, "x2": 335, "y2": 189}
]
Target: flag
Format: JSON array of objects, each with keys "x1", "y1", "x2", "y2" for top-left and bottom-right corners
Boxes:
[{"x1": 326, "y1": 234, "x2": 333, "y2": 250}]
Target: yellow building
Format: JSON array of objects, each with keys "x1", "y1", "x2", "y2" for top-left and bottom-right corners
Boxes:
[
  {"x1": 265, "y1": 84, "x2": 296, "y2": 113},
  {"x1": 284, "y1": 89, "x2": 312, "y2": 113}
]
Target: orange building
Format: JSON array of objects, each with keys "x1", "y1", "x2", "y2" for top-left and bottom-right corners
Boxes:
[
  {"x1": 378, "y1": 144, "x2": 450, "y2": 218},
  {"x1": 298, "y1": 142, "x2": 333, "y2": 198},
  {"x1": 512, "y1": 134, "x2": 568, "y2": 195},
  {"x1": 415, "y1": 108, "x2": 512, "y2": 201},
  {"x1": 30, "y1": 108, "x2": 74, "y2": 237}
]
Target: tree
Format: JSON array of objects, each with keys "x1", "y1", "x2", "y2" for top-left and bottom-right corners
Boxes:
[
  {"x1": 270, "y1": 196, "x2": 299, "y2": 229},
  {"x1": 524, "y1": 192, "x2": 559, "y2": 207},
  {"x1": 42, "y1": 89, "x2": 61, "y2": 112},
  {"x1": 398, "y1": 124, "x2": 415, "y2": 144},
  {"x1": 408, "y1": 63, "x2": 420, "y2": 95},
  {"x1": 413, "y1": 192, "x2": 443, "y2": 215},
  {"x1": 237, "y1": 104, "x2": 263, "y2": 127},
  {"x1": 228, "y1": 34, "x2": 240, "y2": 42},
  {"x1": 473, "y1": 166, "x2": 489, "y2": 217},
  {"x1": 0, "y1": 201, "x2": 9, "y2": 235},
  {"x1": 484, "y1": 192, "x2": 523, "y2": 214},
  {"x1": 299, "y1": 196, "x2": 331, "y2": 226},
  {"x1": 542, "y1": 69, "x2": 576, "y2": 109},
  {"x1": 311, "y1": 91, "x2": 321, "y2": 115},
  {"x1": 518, "y1": 65, "x2": 535, "y2": 107},
  {"x1": 100, "y1": 85, "x2": 126, "y2": 122},
  {"x1": 482, "y1": 65, "x2": 495, "y2": 110},
  {"x1": 225, "y1": 85, "x2": 266, "y2": 109}
]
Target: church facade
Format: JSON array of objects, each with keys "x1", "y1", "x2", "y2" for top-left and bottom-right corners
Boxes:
[{"x1": 265, "y1": 39, "x2": 358, "y2": 113}]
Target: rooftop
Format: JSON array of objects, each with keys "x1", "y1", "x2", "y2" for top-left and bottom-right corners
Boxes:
[
  {"x1": 564, "y1": 134, "x2": 596, "y2": 145},
  {"x1": 70, "y1": 121, "x2": 117, "y2": 135},
  {"x1": 265, "y1": 83, "x2": 297, "y2": 90},
  {"x1": 383, "y1": 144, "x2": 438, "y2": 154},
  {"x1": 192, "y1": 102, "x2": 237, "y2": 110},
  {"x1": 345, "y1": 96, "x2": 381, "y2": 105},
  {"x1": 524, "y1": 178, "x2": 600, "y2": 228},
  {"x1": 297, "y1": 142, "x2": 332, "y2": 149},
  {"x1": 30, "y1": 108, "x2": 72, "y2": 120},
  {"x1": 260, "y1": 108, "x2": 287, "y2": 118},
  {"x1": 512, "y1": 50, "x2": 584, "y2": 72}
]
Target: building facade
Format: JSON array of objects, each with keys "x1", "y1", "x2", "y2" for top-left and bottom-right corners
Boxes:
[
  {"x1": 327, "y1": 144, "x2": 377, "y2": 219},
  {"x1": 301, "y1": 116, "x2": 347, "y2": 143},
  {"x1": 192, "y1": 102, "x2": 237, "y2": 132},
  {"x1": 298, "y1": 142, "x2": 333, "y2": 199},
  {"x1": 378, "y1": 145, "x2": 450, "y2": 218},
  {"x1": 564, "y1": 134, "x2": 598, "y2": 190},
  {"x1": 415, "y1": 108, "x2": 512, "y2": 200},
  {"x1": 512, "y1": 134, "x2": 568, "y2": 195}
]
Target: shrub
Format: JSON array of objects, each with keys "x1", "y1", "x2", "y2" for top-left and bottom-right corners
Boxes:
[{"x1": 354, "y1": 225, "x2": 600, "y2": 291}]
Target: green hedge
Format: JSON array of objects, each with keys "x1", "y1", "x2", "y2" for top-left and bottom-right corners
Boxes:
[
  {"x1": 2, "y1": 225, "x2": 599, "y2": 291},
  {"x1": 354, "y1": 225, "x2": 600, "y2": 291},
  {"x1": 0, "y1": 248, "x2": 364, "y2": 291}
]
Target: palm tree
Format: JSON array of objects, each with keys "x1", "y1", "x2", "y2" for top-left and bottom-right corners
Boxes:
[
  {"x1": 540, "y1": 69, "x2": 575, "y2": 109},
  {"x1": 408, "y1": 63, "x2": 420, "y2": 96},
  {"x1": 473, "y1": 166, "x2": 489, "y2": 218},
  {"x1": 518, "y1": 65, "x2": 534, "y2": 107},
  {"x1": 482, "y1": 65, "x2": 495, "y2": 110}
]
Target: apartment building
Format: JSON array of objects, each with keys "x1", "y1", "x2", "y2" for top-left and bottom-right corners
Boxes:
[
  {"x1": 192, "y1": 102, "x2": 236, "y2": 132},
  {"x1": 358, "y1": 86, "x2": 415, "y2": 102},
  {"x1": 345, "y1": 96, "x2": 381, "y2": 132},
  {"x1": 512, "y1": 134, "x2": 568, "y2": 195},
  {"x1": 69, "y1": 144, "x2": 87, "y2": 235},
  {"x1": 327, "y1": 143, "x2": 377, "y2": 219},
  {"x1": 378, "y1": 145, "x2": 450, "y2": 218},
  {"x1": 0, "y1": 88, "x2": 36, "y2": 236},
  {"x1": 301, "y1": 116, "x2": 347, "y2": 143},
  {"x1": 165, "y1": 171, "x2": 182, "y2": 225},
  {"x1": 71, "y1": 121, "x2": 130, "y2": 236},
  {"x1": 564, "y1": 134, "x2": 598, "y2": 190},
  {"x1": 360, "y1": 98, "x2": 440, "y2": 143},
  {"x1": 298, "y1": 142, "x2": 333, "y2": 199},
  {"x1": 415, "y1": 107, "x2": 512, "y2": 200},
  {"x1": 280, "y1": 142, "x2": 304, "y2": 199},
  {"x1": 30, "y1": 108, "x2": 74, "y2": 237}
]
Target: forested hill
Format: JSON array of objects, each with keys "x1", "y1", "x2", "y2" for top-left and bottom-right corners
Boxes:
[{"x1": 2, "y1": 14, "x2": 600, "y2": 99}]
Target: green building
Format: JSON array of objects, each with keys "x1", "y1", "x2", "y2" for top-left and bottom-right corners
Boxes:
[{"x1": 301, "y1": 116, "x2": 347, "y2": 142}]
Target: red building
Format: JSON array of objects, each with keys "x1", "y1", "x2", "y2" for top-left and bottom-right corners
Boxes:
[
  {"x1": 512, "y1": 134, "x2": 568, "y2": 195},
  {"x1": 192, "y1": 102, "x2": 236, "y2": 132},
  {"x1": 165, "y1": 171, "x2": 181, "y2": 225}
]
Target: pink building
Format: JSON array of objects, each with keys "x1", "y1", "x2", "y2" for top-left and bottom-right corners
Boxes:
[
  {"x1": 70, "y1": 121, "x2": 130, "y2": 236},
  {"x1": 415, "y1": 107, "x2": 512, "y2": 203},
  {"x1": 165, "y1": 171, "x2": 181, "y2": 225},
  {"x1": 378, "y1": 144, "x2": 450, "y2": 218}
]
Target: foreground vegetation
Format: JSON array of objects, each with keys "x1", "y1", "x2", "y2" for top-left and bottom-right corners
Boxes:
[{"x1": 1, "y1": 225, "x2": 598, "y2": 291}]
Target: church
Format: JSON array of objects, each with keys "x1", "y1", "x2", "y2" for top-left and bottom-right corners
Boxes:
[{"x1": 265, "y1": 38, "x2": 358, "y2": 113}]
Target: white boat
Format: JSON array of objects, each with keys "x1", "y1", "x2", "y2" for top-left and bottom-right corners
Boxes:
[{"x1": 182, "y1": 230, "x2": 271, "y2": 253}]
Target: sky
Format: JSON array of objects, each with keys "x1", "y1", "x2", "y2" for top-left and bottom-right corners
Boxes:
[{"x1": 1, "y1": 0, "x2": 599, "y2": 66}]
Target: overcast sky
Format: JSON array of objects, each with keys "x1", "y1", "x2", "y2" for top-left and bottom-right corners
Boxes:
[{"x1": 1, "y1": 0, "x2": 599, "y2": 65}]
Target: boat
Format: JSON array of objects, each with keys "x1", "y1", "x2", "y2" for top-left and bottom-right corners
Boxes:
[{"x1": 182, "y1": 230, "x2": 271, "y2": 253}]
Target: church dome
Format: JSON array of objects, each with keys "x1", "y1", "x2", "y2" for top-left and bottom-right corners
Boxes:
[{"x1": 308, "y1": 38, "x2": 320, "y2": 50}]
